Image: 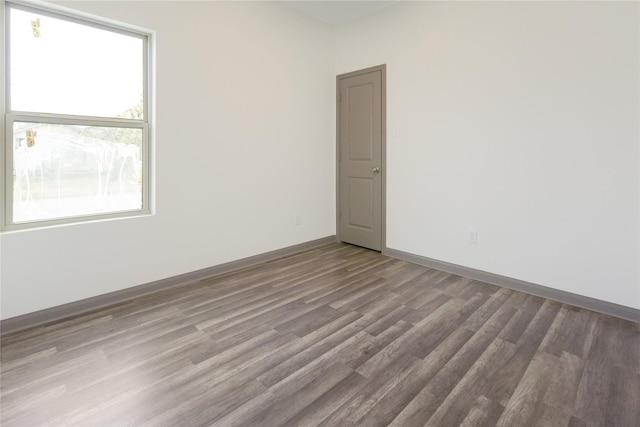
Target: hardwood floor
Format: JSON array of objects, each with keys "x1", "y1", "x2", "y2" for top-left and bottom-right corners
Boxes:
[{"x1": 1, "y1": 243, "x2": 639, "y2": 426}]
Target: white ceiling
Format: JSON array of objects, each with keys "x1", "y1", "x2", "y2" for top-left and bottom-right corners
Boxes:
[{"x1": 281, "y1": 1, "x2": 398, "y2": 26}]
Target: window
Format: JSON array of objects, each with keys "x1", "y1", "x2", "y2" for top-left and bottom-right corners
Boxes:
[{"x1": 3, "y1": 1, "x2": 151, "y2": 230}]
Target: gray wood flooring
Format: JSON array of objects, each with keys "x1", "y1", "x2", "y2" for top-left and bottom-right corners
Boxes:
[{"x1": 1, "y1": 243, "x2": 639, "y2": 426}]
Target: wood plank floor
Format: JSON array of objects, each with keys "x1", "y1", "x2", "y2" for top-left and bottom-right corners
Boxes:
[{"x1": 1, "y1": 243, "x2": 639, "y2": 426}]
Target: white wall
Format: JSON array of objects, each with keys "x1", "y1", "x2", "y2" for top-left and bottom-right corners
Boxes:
[
  {"x1": 0, "y1": 0, "x2": 336, "y2": 319},
  {"x1": 335, "y1": 1, "x2": 640, "y2": 308},
  {"x1": 2, "y1": 0, "x2": 639, "y2": 320}
]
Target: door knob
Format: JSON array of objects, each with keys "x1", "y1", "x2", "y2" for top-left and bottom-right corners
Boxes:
[{"x1": 372, "y1": 167, "x2": 380, "y2": 174}]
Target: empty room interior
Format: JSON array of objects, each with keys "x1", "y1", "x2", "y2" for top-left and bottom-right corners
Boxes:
[{"x1": 1, "y1": 0, "x2": 639, "y2": 426}]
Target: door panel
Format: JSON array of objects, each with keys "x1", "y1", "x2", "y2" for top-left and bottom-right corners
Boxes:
[
  {"x1": 347, "y1": 84, "x2": 374, "y2": 160},
  {"x1": 348, "y1": 177, "x2": 374, "y2": 229},
  {"x1": 338, "y1": 66, "x2": 384, "y2": 251}
]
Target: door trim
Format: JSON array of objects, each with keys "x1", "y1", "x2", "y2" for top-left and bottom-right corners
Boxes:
[{"x1": 336, "y1": 64, "x2": 386, "y2": 253}]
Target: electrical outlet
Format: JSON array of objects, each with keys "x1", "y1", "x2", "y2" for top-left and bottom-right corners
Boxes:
[
  {"x1": 295, "y1": 214, "x2": 302, "y2": 226},
  {"x1": 468, "y1": 228, "x2": 477, "y2": 244}
]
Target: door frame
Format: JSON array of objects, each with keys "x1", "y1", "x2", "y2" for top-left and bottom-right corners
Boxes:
[{"x1": 336, "y1": 64, "x2": 386, "y2": 253}]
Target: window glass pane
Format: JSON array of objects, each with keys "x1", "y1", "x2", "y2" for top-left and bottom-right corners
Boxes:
[
  {"x1": 9, "y1": 8, "x2": 144, "y2": 118},
  {"x1": 12, "y1": 122, "x2": 143, "y2": 223}
]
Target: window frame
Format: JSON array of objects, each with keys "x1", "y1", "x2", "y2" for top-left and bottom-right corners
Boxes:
[{"x1": 2, "y1": 0, "x2": 153, "y2": 231}]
